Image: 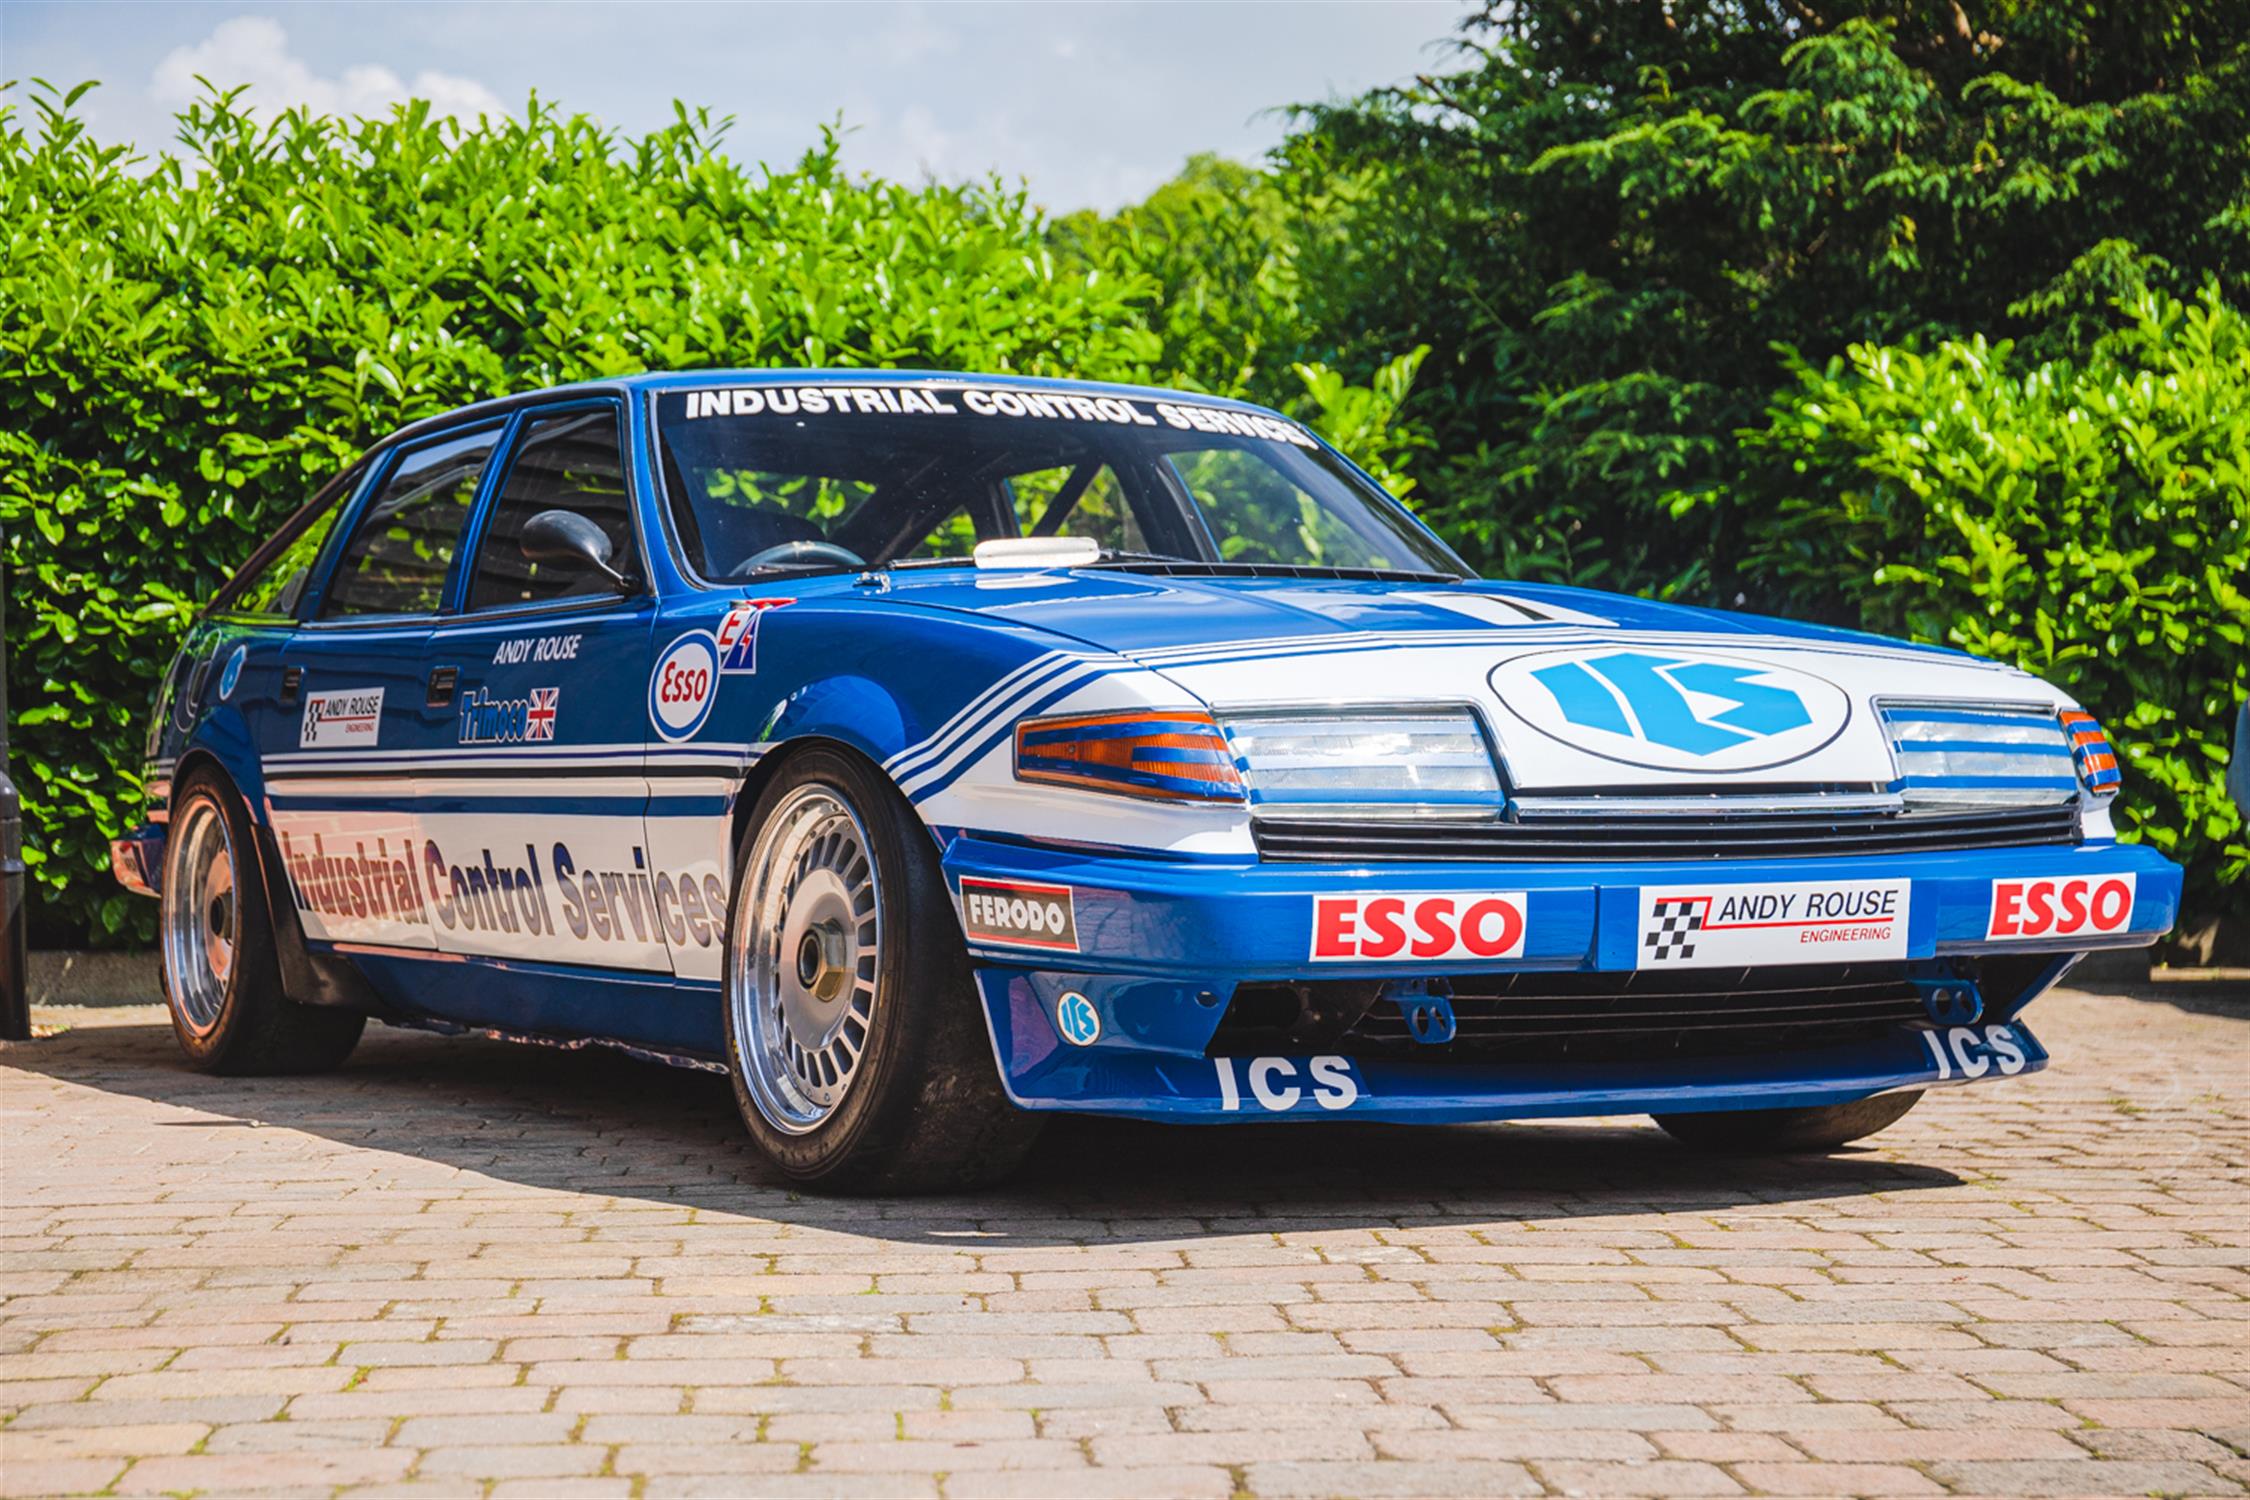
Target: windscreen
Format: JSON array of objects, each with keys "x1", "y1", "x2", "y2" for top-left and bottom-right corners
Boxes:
[{"x1": 653, "y1": 382, "x2": 1468, "y2": 582}]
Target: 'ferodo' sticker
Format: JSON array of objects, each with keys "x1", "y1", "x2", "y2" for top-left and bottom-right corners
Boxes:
[
  {"x1": 1311, "y1": 892, "x2": 1527, "y2": 962},
  {"x1": 1986, "y1": 874, "x2": 2136, "y2": 940},
  {"x1": 959, "y1": 877, "x2": 1079, "y2": 952}
]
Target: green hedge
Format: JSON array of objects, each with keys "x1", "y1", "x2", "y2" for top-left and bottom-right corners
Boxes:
[
  {"x1": 0, "y1": 88, "x2": 1428, "y2": 946},
  {"x1": 1746, "y1": 285, "x2": 2249, "y2": 916},
  {"x1": 0, "y1": 91, "x2": 1172, "y2": 944}
]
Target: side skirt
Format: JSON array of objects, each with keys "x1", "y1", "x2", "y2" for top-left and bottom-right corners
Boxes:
[
  {"x1": 378, "y1": 1014, "x2": 726, "y2": 1074},
  {"x1": 323, "y1": 944, "x2": 728, "y2": 1056}
]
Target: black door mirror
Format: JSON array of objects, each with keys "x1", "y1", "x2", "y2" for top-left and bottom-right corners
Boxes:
[{"x1": 520, "y1": 509, "x2": 629, "y2": 591}]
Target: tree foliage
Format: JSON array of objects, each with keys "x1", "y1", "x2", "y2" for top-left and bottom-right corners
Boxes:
[
  {"x1": 1, "y1": 89, "x2": 1167, "y2": 944},
  {"x1": 1748, "y1": 285, "x2": 2250, "y2": 906},
  {"x1": 1278, "y1": 1, "x2": 2250, "y2": 599}
]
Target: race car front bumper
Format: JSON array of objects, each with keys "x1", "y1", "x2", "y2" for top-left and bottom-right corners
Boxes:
[{"x1": 942, "y1": 834, "x2": 2181, "y2": 1124}]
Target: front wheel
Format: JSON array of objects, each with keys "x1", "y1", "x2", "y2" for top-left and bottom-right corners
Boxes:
[
  {"x1": 1652, "y1": 1090, "x2": 1923, "y2": 1153},
  {"x1": 160, "y1": 770, "x2": 364, "y2": 1075},
  {"x1": 721, "y1": 748, "x2": 1042, "y2": 1193}
]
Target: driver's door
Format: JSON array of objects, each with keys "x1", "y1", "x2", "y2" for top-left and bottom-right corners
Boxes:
[{"x1": 412, "y1": 401, "x2": 667, "y2": 983}]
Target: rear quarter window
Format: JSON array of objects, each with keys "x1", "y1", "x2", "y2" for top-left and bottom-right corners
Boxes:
[{"x1": 210, "y1": 465, "x2": 367, "y2": 619}]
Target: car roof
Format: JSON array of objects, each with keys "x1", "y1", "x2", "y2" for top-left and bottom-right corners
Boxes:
[{"x1": 379, "y1": 370, "x2": 1297, "y2": 451}]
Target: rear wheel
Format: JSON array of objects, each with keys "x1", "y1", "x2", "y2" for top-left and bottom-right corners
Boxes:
[
  {"x1": 160, "y1": 771, "x2": 364, "y2": 1074},
  {"x1": 722, "y1": 747, "x2": 1041, "y2": 1193},
  {"x1": 1652, "y1": 1090, "x2": 1923, "y2": 1153}
]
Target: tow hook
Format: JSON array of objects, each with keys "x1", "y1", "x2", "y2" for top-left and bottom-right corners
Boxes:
[
  {"x1": 1385, "y1": 979, "x2": 1458, "y2": 1046},
  {"x1": 1912, "y1": 973, "x2": 1985, "y2": 1027}
]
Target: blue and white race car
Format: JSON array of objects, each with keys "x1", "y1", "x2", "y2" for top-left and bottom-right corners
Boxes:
[{"x1": 115, "y1": 372, "x2": 2182, "y2": 1189}]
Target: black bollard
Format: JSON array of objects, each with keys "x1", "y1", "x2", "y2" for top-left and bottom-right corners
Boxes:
[{"x1": 1, "y1": 557, "x2": 27, "y2": 1040}]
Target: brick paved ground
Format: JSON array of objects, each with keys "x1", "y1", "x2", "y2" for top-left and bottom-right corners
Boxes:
[{"x1": 2, "y1": 978, "x2": 2245, "y2": 1499}]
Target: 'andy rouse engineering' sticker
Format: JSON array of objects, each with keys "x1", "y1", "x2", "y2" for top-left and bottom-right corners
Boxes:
[
  {"x1": 1637, "y1": 878, "x2": 1909, "y2": 968},
  {"x1": 299, "y1": 688, "x2": 383, "y2": 749}
]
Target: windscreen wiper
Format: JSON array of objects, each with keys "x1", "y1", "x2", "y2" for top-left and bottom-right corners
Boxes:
[
  {"x1": 1086, "y1": 557, "x2": 1467, "y2": 582},
  {"x1": 1086, "y1": 549, "x2": 1200, "y2": 565}
]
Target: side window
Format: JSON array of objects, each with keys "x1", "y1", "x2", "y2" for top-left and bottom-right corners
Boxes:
[
  {"x1": 323, "y1": 429, "x2": 498, "y2": 616},
  {"x1": 467, "y1": 409, "x2": 634, "y2": 609},
  {"x1": 1004, "y1": 462, "x2": 1142, "y2": 554},
  {"x1": 223, "y1": 490, "x2": 349, "y2": 618}
]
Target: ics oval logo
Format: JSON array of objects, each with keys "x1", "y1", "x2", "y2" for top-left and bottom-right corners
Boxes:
[
  {"x1": 1489, "y1": 647, "x2": 1852, "y2": 774},
  {"x1": 649, "y1": 631, "x2": 719, "y2": 742},
  {"x1": 1055, "y1": 991, "x2": 1102, "y2": 1047}
]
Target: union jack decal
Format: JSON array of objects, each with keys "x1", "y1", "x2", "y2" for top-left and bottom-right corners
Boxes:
[{"x1": 526, "y1": 687, "x2": 558, "y2": 741}]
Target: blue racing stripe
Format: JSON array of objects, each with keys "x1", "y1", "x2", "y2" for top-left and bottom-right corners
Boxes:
[
  {"x1": 907, "y1": 666, "x2": 1113, "y2": 802},
  {"x1": 890, "y1": 654, "x2": 1101, "y2": 782}
]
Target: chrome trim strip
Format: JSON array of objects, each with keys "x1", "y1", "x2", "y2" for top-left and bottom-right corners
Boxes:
[
  {"x1": 1875, "y1": 696, "x2": 2059, "y2": 715},
  {"x1": 1251, "y1": 803, "x2": 1503, "y2": 824},
  {"x1": 1509, "y1": 793, "x2": 1907, "y2": 818}
]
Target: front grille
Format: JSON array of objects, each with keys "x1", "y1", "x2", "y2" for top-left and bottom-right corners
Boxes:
[
  {"x1": 1207, "y1": 957, "x2": 2057, "y2": 1070},
  {"x1": 1342, "y1": 964, "x2": 1924, "y2": 1065},
  {"x1": 1252, "y1": 803, "x2": 2079, "y2": 863}
]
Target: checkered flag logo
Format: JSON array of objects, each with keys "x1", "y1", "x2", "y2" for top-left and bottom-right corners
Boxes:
[{"x1": 1644, "y1": 898, "x2": 1705, "y2": 962}]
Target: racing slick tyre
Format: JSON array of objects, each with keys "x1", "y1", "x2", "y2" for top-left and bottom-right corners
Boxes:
[
  {"x1": 1652, "y1": 1090, "x2": 1924, "y2": 1153},
  {"x1": 722, "y1": 747, "x2": 1044, "y2": 1193},
  {"x1": 159, "y1": 770, "x2": 365, "y2": 1075}
]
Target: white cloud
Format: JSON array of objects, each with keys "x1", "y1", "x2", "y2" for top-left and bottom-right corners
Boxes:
[
  {"x1": 150, "y1": 16, "x2": 505, "y2": 124},
  {"x1": 862, "y1": 5, "x2": 961, "y2": 69}
]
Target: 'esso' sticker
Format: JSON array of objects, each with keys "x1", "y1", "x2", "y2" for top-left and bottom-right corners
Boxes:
[
  {"x1": 649, "y1": 631, "x2": 719, "y2": 742},
  {"x1": 1986, "y1": 874, "x2": 2136, "y2": 941}
]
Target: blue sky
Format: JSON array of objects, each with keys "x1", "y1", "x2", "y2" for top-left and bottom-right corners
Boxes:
[{"x1": 1, "y1": 2, "x2": 1464, "y2": 210}]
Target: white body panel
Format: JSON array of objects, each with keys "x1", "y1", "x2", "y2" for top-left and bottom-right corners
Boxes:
[
  {"x1": 914, "y1": 630, "x2": 2071, "y2": 853},
  {"x1": 269, "y1": 802, "x2": 435, "y2": 949}
]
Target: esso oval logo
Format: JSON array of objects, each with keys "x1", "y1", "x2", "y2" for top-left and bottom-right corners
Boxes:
[
  {"x1": 648, "y1": 631, "x2": 719, "y2": 742},
  {"x1": 1488, "y1": 646, "x2": 1853, "y2": 774}
]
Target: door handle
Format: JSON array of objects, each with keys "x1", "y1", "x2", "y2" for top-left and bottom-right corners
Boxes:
[
  {"x1": 427, "y1": 665, "x2": 458, "y2": 707},
  {"x1": 280, "y1": 665, "x2": 303, "y2": 703}
]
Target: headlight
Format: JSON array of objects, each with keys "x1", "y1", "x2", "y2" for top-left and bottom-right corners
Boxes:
[
  {"x1": 1219, "y1": 708, "x2": 1503, "y2": 821},
  {"x1": 1014, "y1": 710, "x2": 1246, "y2": 803},
  {"x1": 1878, "y1": 701, "x2": 2086, "y2": 809}
]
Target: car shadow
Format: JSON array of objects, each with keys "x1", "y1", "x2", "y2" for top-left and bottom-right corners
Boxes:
[
  {"x1": 2101, "y1": 973, "x2": 2250, "y2": 1020},
  {"x1": 8, "y1": 1017, "x2": 1969, "y2": 1244}
]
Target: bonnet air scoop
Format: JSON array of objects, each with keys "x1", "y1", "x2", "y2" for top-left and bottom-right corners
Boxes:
[{"x1": 973, "y1": 536, "x2": 1101, "y2": 570}]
